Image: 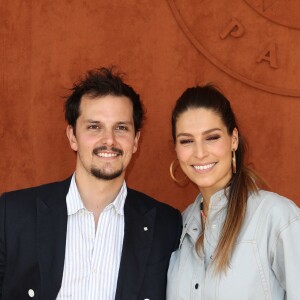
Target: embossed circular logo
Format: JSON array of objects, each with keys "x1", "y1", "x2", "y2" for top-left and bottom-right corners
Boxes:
[
  {"x1": 244, "y1": 0, "x2": 300, "y2": 29},
  {"x1": 167, "y1": 0, "x2": 300, "y2": 97}
]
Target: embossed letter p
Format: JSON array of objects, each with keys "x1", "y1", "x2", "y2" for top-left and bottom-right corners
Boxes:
[{"x1": 219, "y1": 18, "x2": 245, "y2": 39}]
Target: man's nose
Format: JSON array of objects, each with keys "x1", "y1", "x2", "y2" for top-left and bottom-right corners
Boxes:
[{"x1": 101, "y1": 129, "x2": 116, "y2": 146}]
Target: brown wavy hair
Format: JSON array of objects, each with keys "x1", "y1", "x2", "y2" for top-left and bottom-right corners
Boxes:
[{"x1": 65, "y1": 67, "x2": 145, "y2": 134}]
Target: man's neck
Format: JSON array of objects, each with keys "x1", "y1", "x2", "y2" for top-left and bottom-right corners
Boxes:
[{"x1": 74, "y1": 170, "x2": 125, "y2": 219}]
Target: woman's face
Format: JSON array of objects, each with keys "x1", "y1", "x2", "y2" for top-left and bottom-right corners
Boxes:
[{"x1": 175, "y1": 108, "x2": 238, "y2": 199}]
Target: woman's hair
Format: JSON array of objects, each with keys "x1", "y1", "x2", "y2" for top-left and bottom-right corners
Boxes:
[{"x1": 171, "y1": 84, "x2": 262, "y2": 273}]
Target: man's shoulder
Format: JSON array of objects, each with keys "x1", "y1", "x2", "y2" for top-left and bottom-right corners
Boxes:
[
  {"x1": 126, "y1": 188, "x2": 182, "y2": 249},
  {"x1": 126, "y1": 188, "x2": 180, "y2": 215},
  {"x1": 1, "y1": 177, "x2": 71, "y2": 201}
]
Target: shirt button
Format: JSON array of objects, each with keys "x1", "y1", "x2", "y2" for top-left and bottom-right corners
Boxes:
[
  {"x1": 195, "y1": 283, "x2": 199, "y2": 289},
  {"x1": 28, "y1": 289, "x2": 35, "y2": 297},
  {"x1": 92, "y1": 268, "x2": 97, "y2": 273}
]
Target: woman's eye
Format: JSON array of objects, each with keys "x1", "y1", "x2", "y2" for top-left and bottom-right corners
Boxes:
[
  {"x1": 179, "y1": 139, "x2": 193, "y2": 144},
  {"x1": 206, "y1": 135, "x2": 220, "y2": 141}
]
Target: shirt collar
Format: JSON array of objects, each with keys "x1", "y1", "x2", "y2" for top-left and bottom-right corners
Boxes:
[
  {"x1": 66, "y1": 173, "x2": 127, "y2": 216},
  {"x1": 209, "y1": 188, "x2": 229, "y2": 208},
  {"x1": 180, "y1": 188, "x2": 229, "y2": 245},
  {"x1": 109, "y1": 181, "x2": 127, "y2": 216}
]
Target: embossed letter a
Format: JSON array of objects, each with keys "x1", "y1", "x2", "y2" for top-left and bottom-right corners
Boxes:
[{"x1": 256, "y1": 43, "x2": 279, "y2": 69}]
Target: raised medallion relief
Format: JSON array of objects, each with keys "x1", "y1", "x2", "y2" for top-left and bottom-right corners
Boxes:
[{"x1": 167, "y1": 0, "x2": 300, "y2": 97}]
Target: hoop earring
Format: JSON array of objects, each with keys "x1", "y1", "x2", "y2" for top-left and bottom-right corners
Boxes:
[
  {"x1": 232, "y1": 149, "x2": 237, "y2": 174},
  {"x1": 170, "y1": 159, "x2": 187, "y2": 183}
]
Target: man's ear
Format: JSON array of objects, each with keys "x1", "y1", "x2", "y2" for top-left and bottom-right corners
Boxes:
[
  {"x1": 66, "y1": 125, "x2": 78, "y2": 152},
  {"x1": 133, "y1": 131, "x2": 140, "y2": 154},
  {"x1": 232, "y1": 128, "x2": 239, "y2": 150}
]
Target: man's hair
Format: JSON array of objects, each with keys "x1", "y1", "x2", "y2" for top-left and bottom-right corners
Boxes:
[{"x1": 65, "y1": 67, "x2": 145, "y2": 134}]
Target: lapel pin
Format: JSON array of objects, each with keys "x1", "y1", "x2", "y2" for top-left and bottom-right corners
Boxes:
[
  {"x1": 28, "y1": 289, "x2": 35, "y2": 297},
  {"x1": 143, "y1": 226, "x2": 148, "y2": 231}
]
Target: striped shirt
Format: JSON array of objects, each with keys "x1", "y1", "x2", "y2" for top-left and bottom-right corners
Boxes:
[{"x1": 56, "y1": 174, "x2": 126, "y2": 300}]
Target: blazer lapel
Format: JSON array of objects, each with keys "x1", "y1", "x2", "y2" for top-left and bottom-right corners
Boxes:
[
  {"x1": 115, "y1": 189, "x2": 156, "y2": 300},
  {"x1": 36, "y1": 178, "x2": 70, "y2": 300}
]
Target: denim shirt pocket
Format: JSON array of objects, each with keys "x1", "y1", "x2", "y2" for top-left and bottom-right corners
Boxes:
[{"x1": 211, "y1": 240, "x2": 271, "y2": 300}]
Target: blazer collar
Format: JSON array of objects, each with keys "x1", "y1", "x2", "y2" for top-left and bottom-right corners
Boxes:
[
  {"x1": 115, "y1": 188, "x2": 157, "y2": 300},
  {"x1": 36, "y1": 177, "x2": 71, "y2": 300}
]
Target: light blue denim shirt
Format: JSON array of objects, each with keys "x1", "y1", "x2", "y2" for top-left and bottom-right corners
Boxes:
[{"x1": 167, "y1": 189, "x2": 300, "y2": 300}]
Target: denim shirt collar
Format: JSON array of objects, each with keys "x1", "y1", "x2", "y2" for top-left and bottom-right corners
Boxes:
[{"x1": 180, "y1": 188, "x2": 229, "y2": 248}]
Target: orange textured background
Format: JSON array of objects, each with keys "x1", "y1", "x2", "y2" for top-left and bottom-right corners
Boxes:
[{"x1": 0, "y1": 0, "x2": 299, "y2": 210}]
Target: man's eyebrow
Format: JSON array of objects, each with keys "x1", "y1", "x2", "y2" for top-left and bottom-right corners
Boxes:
[
  {"x1": 84, "y1": 120, "x2": 134, "y2": 125},
  {"x1": 85, "y1": 120, "x2": 100, "y2": 123},
  {"x1": 116, "y1": 121, "x2": 133, "y2": 125}
]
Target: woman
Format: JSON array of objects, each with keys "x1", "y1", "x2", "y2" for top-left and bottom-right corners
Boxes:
[{"x1": 167, "y1": 85, "x2": 300, "y2": 299}]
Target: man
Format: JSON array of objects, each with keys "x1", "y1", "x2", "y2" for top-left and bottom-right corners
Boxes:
[{"x1": 0, "y1": 67, "x2": 182, "y2": 300}]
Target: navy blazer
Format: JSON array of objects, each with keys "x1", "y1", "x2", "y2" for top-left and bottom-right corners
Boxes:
[{"x1": 0, "y1": 177, "x2": 182, "y2": 300}]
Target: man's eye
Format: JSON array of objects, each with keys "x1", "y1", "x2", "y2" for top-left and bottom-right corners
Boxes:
[
  {"x1": 88, "y1": 125, "x2": 99, "y2": 130},
  {"x1": 179, "y1": 139, "x2": 193, "y2": 144},
  {"x1": 116, "y1": 125, "x2": 128, "y2": 131}
]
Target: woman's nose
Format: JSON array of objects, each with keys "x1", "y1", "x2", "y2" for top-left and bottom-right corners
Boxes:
[{"x1": 194, "y1": 142, "x2": 208, "y2": 159}]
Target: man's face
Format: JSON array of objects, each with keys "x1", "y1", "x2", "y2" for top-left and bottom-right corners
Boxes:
[{"x1": 67, "y1": 95, "x2": 140, "y2": 181}]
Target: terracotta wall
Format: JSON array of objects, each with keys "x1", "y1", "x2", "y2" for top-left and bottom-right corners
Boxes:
[{"x1": 1, "y1": 0, "x2": 299, "y2": 210}]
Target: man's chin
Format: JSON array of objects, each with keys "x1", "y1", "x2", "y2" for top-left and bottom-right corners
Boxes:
[{"x1": 91, "y1": 168, "x2": 123, "y2": 181}]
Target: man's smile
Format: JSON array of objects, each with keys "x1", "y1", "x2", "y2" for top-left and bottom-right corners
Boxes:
[
  {"x1": 96, "y1": 152, "x2": 118, "y2": 158},
  {"x1": 93, "y1": 146, "x2": 124, "y2": 158}
]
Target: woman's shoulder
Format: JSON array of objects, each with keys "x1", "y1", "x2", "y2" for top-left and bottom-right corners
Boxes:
[{"x1": 250, "y1": 190, "x2": 300, "y2": 220}]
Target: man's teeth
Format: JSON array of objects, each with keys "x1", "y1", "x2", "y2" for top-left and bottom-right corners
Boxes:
[
  {"x1": 97, "y1": 153, "x2": 118, "y2": 158},
  {"x1": 194, "y1": 163, "x2": 215, "y2": 170}
]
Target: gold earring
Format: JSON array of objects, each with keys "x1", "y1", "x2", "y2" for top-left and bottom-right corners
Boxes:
[
  {"x1": 232, "y1": 149, "x2": 237, "y2": 174},
  {"x1": 170, "y1": 159, "x2": 187, "y2": 183}
]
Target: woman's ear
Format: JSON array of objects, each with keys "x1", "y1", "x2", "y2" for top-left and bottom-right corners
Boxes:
[{"x1": 232, "y1": 128, "x2": 239, "y2": 150}]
